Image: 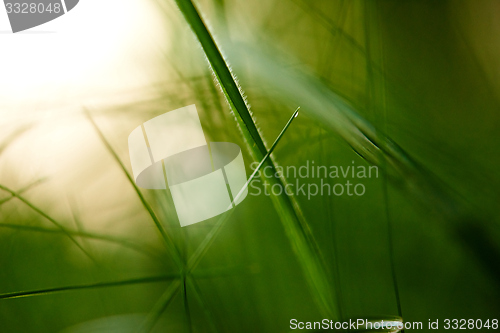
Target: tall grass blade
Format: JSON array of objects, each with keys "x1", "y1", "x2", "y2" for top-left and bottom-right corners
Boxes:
[
  {"x1": 187, "y1": 108, "x2": 299, "y2": 273},
  {"x1": 84, "y1": 109, "x2": 184, "y2": 270},
  {"x1": 166, "y1": 0, "x2": 266, "y2": 154},
  {"x1": 169, "y1": 0, "x2": 338, "y2": 318}
]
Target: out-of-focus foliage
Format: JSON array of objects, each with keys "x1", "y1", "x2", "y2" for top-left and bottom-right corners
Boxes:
[{"x1": 1, "y1": 0, "x2": 499, "y2": 332}]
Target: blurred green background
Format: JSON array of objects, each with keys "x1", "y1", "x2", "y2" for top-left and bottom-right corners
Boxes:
[{"x1": 0, "y1": 0, "x2": 499, "y2": 332}]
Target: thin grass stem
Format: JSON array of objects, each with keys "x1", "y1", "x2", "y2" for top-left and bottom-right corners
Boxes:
[
  {"x1": 0, "y1": 275, "x2": 178, "y2": 300},
  {"x1": 0, "y1": 223, "x2": 162, "y2": 261},
  {"x1": 0, "y1": 184, "x2": 96, "y2": 262},
  {"x1": 84, "y1": 109, "x2": 185, "y2": 270},
  {"x1": 136, "y1": 279, "x2": 181, "y2": 333},
  {"x1": 0, "y1": 178, "x2": 47, "y2": 206},
  {"x1": 187, "y1": 276, "x2": 221, "y2": 333},
  {"x1": 187, "y1": 108, "x2": 299, "y2": 273}
]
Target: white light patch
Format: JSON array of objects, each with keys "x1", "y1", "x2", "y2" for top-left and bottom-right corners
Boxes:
[{"x1": 0, "y1": 0, "x2": 169, "y2": 123}]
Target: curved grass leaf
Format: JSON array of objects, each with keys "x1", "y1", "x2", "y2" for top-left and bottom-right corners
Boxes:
[{"x1": 221, "y1": 35, "x2": 500, "y2": 286}]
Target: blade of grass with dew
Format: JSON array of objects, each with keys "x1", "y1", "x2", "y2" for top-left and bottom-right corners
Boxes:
[
  {"x1": 0, "y1": 274, "x2": 178, "y2": 300},
  {"x1": 168, "y1": 0, "x2": 338, "y2": 318},
  {"x1": 84, "y1": 109, "x2": 185, "y2": 271}
]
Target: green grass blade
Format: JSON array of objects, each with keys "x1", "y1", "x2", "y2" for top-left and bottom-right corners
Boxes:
[
  {"x1": 0, "y1": 178, "x2": 47, "y2": 206},
  {"x1": 84, "y1": 110, "x2": 184, "y2": 270},
  {"x1": 182, "y1": 276, "x2": 193, "y2": 333},
  {"x1": 187, "y1": 109, "x2": 299, "y2": 273},
  {"x1": 0, "y1": 184, "x2": 96, "y2": 262},
  {"x1": 170, "y1": 0, "x2": 338, "y2": 318},
  {"x1": 169, "y1": 0, "x2": 266, "y2": 155},
  {"x1": 0, "y1": 275, "x2": 178, "y2": 300},
  {"x1": 187, "y1": 209, "x2": 234, "y2": 274},
  {"x1": 223, "y1": 33, "x2": 500, "y2": 288}
]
